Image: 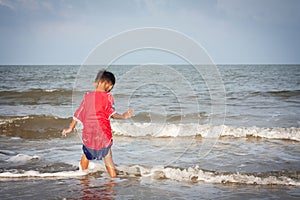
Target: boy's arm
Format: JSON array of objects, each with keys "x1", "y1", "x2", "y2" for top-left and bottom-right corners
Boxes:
[
  {"x1": 111, "y1": 109, "x2": 134, "y2": 120},
  {"x1": 62, "y1": 119, "x2": 77, "y2": 136}
]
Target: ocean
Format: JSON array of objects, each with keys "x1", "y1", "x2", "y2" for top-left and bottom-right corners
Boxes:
[{"x1": 0, "y1": 64, "x2": 299, "y2": 199}]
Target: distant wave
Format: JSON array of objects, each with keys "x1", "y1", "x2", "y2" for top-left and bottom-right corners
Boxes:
[
  {"x1": 249, "y1": 90, "x2": 300, "y2": 99},
  {"x1": 1, "y1": 115, "x2": 300, "y2": 141},
  {"x1": 0, "y1": 89, "x2": 73, "y2": 106},
  {"x1": 130, "y1": 112, "x2": 209, "y2": 123},
  {"x1": 0, "y1": 161, "x2": 299, "y2": 186}
]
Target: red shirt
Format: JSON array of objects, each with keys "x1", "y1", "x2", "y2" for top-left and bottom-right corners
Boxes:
[{"x1": 74, "y1": 91, "x2": 116, "y2": 150}]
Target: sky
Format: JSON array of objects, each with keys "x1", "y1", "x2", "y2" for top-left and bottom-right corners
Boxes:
[{"x1": 0, "y1": 0, "x2": 299, "y2": 65}]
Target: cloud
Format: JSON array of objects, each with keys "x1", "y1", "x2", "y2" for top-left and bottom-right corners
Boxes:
[
  {"x1": 0, "y1": 0, "x2": 54, "y2": 12},
  {"x1": 0, "y1": 0, "x2": 299, "y2": 64},
  {"x1": 216, "y1": 0, "x2": 300, "y2": 26},
  {"x1": 0, "y1": 0, "x2": 16, "y2": 10}
]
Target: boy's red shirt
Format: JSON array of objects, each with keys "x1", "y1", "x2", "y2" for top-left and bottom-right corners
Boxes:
[{"x1": 74, "y1": 91, "x2": 116, "y2": 150}]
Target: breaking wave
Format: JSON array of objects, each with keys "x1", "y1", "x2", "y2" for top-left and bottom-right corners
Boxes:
[
  {"x1": 0, "y1": 162, "x2": 299, "y2": 186},
  {"x1": 112, "y1": 122, "x2": 300, "y2": 141},
  {"x1": 1, "y1": 115, "x2": 300, "y2": 141}
]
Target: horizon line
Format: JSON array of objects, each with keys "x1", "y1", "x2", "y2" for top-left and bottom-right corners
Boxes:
[{"x1": 0, "y1": 63, "x2": 300, "y2": 66}]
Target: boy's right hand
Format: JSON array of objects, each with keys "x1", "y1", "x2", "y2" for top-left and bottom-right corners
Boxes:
[
  {"x1": 61, "y1": 128, "x2": 72, "y2": 137},
  {"x1": 124, "y1": 109, "x2": 134, "y2": 119},
  {"x1": 61, "y1": 119, "x2": 77, "y2": 137}
]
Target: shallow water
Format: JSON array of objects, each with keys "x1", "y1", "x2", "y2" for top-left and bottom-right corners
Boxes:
[{"x1": 0, "y1": 65, "x2": 299, "y2": 199}]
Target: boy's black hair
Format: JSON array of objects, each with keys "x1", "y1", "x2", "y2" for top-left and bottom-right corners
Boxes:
[{"x1": 95, "y1": 70, "x2": 115, "y2": 85}]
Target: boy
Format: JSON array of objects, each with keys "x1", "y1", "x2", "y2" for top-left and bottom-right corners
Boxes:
[{"x1": 62, "y1": 70, "x2": 133, "y2": 178}]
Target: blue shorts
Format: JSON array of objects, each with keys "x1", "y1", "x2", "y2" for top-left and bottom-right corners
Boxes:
[{"x1": 82, "y1": 144, "x2": 112, "y2": 160}]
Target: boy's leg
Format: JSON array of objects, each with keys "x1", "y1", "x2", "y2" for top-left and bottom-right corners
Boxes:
[
  {"x1": 104, "y1": 149, "x2": 116, "y2": 178},
  {"x1": 80, "y1": 153, "x2": 89, "y2": 170}
]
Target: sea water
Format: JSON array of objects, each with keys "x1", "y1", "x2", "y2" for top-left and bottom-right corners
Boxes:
[{"x1": 0, "y1": 65, "x2": 299, "y2": 199}]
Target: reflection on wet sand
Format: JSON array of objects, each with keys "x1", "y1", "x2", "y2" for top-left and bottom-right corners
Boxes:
[{"x1": 79, "y1": 177, "x2": 117, "y2": 200}]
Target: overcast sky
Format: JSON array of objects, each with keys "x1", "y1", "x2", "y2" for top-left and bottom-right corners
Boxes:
[{"x1": 0, "y1": 0, "x2": 299, "y2": 65}]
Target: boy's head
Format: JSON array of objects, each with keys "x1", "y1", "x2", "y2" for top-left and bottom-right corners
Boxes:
[
  {"x1": 95, "y1": 70, "x2": 115, "y2": 85},
  {"x1": 94, "y1": 70, "x2": 115, "y2": 92}
]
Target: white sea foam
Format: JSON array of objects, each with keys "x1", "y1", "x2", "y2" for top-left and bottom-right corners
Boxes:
[
  {"x1": 0, "y1": 170, "x2": 87, "y2": 179},
  {"x1": 220, "y1": 126, "x2": 300, "y2": 141},
  {"x1": 0, "y1": 116, "x2": 30, "y2": 125},
  {"x1": 161, "y1": 167, "x2": 299, "y2": 186},
  {"x1": 6, "y1": 154, "x2": 40, "y2": 163},
  {"x1": 0, "y1": 163, "x2": 298, "y2": 186},
  {"x1": 0, "y1": 161, "x2": 103, "y2": 179},
  {"x1": 112, "y1": 122, "x2": 300, "y2": 141},
  {"x1": 0, "y1": 150, "x2": 16, "y2": 156},
  {"x1": 45, "y1": 89, "x2": 56, "y2": 92},
  {"x1": 9, "y1": 137, "x2": 21, "y2": 140},
  {"x1": 116, "y1": 165, "x2": 300, "y2": 186}
]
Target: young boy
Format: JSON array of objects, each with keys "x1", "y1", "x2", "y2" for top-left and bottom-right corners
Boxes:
[{"x1": 62, "y1": 70, "x2": 133, "y2": 178}]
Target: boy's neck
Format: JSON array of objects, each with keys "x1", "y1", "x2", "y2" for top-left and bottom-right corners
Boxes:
[{"x1": 95, "y1": 88, "x2": 106, "y2": 92}]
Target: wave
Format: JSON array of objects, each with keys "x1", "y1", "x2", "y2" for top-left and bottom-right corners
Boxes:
[
  {"x1": 0, "y1": 153, "x2": 78, "y2": 175},
  {"x1": 0, "y1": 89, "x2": 73, "y2": 106},
  {"x1": 1, "y1": 115, "x2": 300, "y2": 141},
  {"x1": 249, "y1": 90, "x2": 300, "y2": 99},
  {"x1": 120, "y1": 165, "x2": 300, "y2": 186},
  {"x1": 0, "y1": 115, "x2": 71, "y2": 139},
  {"x1": 130, "y1": 112, "x2": 209, "y2": 123},
  {"x1": 0, "y1": 162, "x2": 299, "y2": 186},
  {"x1": 112, "y1": 122, "x2": 300, "y2": 141}
]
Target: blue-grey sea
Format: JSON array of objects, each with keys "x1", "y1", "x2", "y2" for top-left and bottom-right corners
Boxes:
[{"x1": 0, "y1": 65, "x2": 299, "y2": 199}]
